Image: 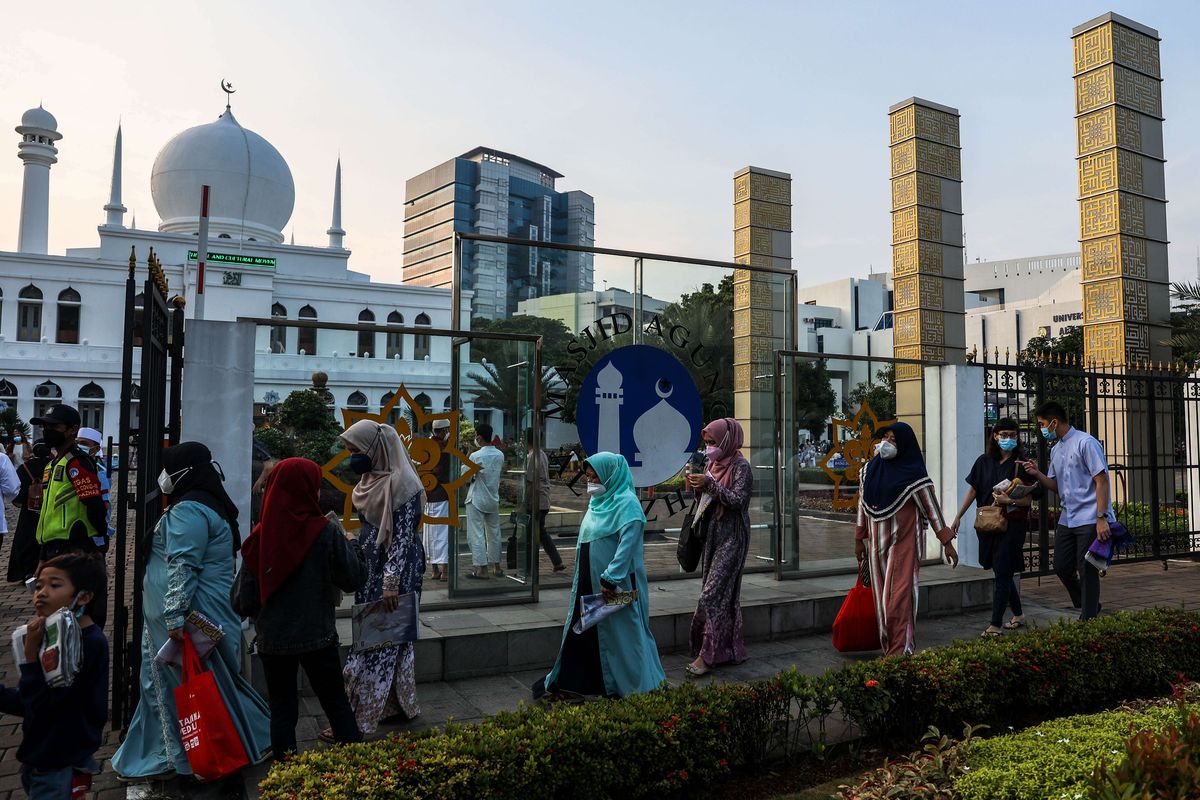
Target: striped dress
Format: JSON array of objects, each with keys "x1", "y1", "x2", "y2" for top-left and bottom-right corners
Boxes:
[{"x1": 854, "y1": 476, "x2": 954, "y2": 656}]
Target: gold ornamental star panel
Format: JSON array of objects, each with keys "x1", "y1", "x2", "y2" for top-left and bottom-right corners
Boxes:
[
  {"x1": 820, "y1": 402, "x2": 898, "y2": 511},
  {"x1": 322, "y1": 385, "x2": 480, "y2": 532}
]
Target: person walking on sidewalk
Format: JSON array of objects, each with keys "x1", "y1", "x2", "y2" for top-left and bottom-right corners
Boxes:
[
  {"x1": 1020, "y1": 401, "x2": 1114, "y2": 621},
  {"x1": 241, "y1": 457, "x2": 367, "y2": 758},
  {"x1": 7, "y1": 441, "x2": 50, "y2": 584},
  {"x1": 339, "y1": 420, "x2": 425, "y2": 734},
  {"x1": 423, "y1": 419, "x2": 452, "y2": 581},
  {"x1": 526, "y1": 429, "x2": 564, "y2": 573},
  {"x1": 951, "y1": 418, "x2": 1040, "y2": 637},
  {"x1": 685, "y1": 418, "x2": 752, "y2": 677},
  {"x1": 29, "y1": 405, "x2": 105, "y2": 562},
  {"x1": 855, "y1": 422, "x2": 959, "y2": 656},
  {"x1": 465, "y1": 424, "x2": 505, "y2": 580}
]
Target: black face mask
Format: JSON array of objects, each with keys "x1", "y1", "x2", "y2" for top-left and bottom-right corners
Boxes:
[
  {"x1": 42, "y1": 429, "x2": 67, "y2": 450},
  {"x1": 349, "y1": 454, "x2": 373, "y2": 475}
]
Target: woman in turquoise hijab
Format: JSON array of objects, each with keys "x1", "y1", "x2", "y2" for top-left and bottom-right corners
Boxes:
[{"x1": 534, "y1": 453, "x2": 666, "y2": 699}]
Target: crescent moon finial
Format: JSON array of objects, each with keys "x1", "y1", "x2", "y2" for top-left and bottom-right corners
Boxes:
[{"x1": 221, "y1": 79, "x2": 235, "y2": 110}]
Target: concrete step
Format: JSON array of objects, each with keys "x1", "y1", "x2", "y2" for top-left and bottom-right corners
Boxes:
[{"x1": 247, "y1": 565, "x2": 995, "y2": 696}]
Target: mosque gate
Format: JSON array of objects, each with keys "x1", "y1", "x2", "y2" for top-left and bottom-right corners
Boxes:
[{"x1": 112, "y1": 246, "x2": 185, "y2": 731}]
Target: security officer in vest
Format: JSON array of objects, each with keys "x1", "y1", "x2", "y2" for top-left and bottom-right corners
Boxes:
[{"x1": 29, "y1": 404, "x2": 106, "y2": 562}]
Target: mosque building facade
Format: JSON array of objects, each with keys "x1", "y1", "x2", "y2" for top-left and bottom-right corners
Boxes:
[{"x1": 0, "y1": 101, "x2": 459, "y2": 437}]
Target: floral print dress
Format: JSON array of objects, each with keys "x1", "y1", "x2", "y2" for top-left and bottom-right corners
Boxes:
[
  {"x1": 342, "y1": 494, "x2": 424, "y2": 733},
  {"x1": 690, "y1": 459, "x2": 752, "y2": 666}
]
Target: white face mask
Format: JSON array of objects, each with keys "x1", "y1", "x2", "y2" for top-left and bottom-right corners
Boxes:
[
  {"x1": 877, "y1": 441, "x2": 898, "y2": 460},
  {"x1": 586, "y1": 482, "x2": 606, "y2": 497},
  {"x1": 157, "y1": 466, "x2": 191, "y2": 495}
]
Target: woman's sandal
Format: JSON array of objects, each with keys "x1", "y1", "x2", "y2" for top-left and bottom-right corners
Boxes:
[
  {"x1": 1004, "y1": 616, "x2": 1025, "y2": 630},
  {"x1": 684, "y1": 663, "x2": 711, "y2": 677},
  {"x1": 980, "y1": 628, "x2": 1003, "y2": 638},
  {"x1": 318, "y1": 728, "x2": 336, "y2": 744}
]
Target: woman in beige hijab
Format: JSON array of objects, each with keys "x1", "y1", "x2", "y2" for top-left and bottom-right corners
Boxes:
[{"x1": 334, "y1": 420, "x2": 426, "y2": 737}]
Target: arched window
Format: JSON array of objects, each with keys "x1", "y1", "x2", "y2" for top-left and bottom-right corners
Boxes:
[
  {"x1": 346, "y1": 391, "x2": 368, "y2": 412},
  {"x1": 132, "y1": 293, "x2": 145, "y2": 347},
  {"x1": 413, "y1": 312, "x2": 431, "y2": 361},
  {"x1": 32, "y1": 380, "x2": 62, "y2": 425},
  {"x1": 357, "y1": 309, "x2": 375, "y2": 358},
  {"x1": 269, "y1": 303, "x2": 287, "y2": 354},
  {"x1": 414, "y1": 392, "x2": 432, "y2": 415},
  {"x1": 17, "y1": 285, "x2": 42, "y2": 342},
  {"x1": 298, "y1": 305, "x2": 317, "y2": 355},
  {"x1": 56, "y1": 287, "x2": 81, "y2": 344},
  {"x1": 0, "y1": 379, "x2": 16, "y2": 415},
  {"x1": 218, "y1": 233, "x2": 231, "y2": 239},
  {"x1": 78, "y1": 381, "x2": 104, "y2": 430},
  {"x1": 386, "y1": 311, "x2": 404, "y2": 359}
]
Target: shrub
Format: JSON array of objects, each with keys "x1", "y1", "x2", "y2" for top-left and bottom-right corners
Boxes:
[
  {"x1": 260, "y1": 610, "x2": 1200, "y2": 799},
  {"x1": 837, "y1": 725, "x2": 982, "y2": 800},
  {"x1": 832, "y1": 607, "x2": 1200, "y2": 740},
  {"x1": 957, "y1": 706, "x2": 1184, "y2": 800},
  {"x1": 1092, "y1": 703, "x2": 1200, "y2": 798}
]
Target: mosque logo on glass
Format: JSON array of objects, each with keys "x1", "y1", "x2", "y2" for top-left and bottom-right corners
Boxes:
[{"x1": 575, "y1": 344, "x2": 702, "y2": 488}]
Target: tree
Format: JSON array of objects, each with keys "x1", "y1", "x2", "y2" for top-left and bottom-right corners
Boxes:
[
  {"x1": 0, "y1": 407, "x2": 31, "y2": 442},
  {"x1": 1169, "y1": 282, "x2": 1200, "y2": 364},
  {"x1": 278, "y1": 389, "x2": 343, "y2": 464},
  {"x1": 846, "y1": 366, "x2": 896, "y2": 422},
  {"x1": 465, "y1": 360, "x2": 557, "y2": 435},
  {"x1": 1022, "y1": 325, "x2": 1083, "y2": 366},
  {"x1": 470, "y1": 315, "x2": 574, "y2": 371},
  {"x1": 658, "y1": 276, "x2": 735, "y2": 424},
  {"x1": 794, "y1": 359, "x2": 838, "y2": 440}
]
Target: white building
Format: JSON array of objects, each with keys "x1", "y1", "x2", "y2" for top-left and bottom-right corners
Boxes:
[
  {"x1": 0, "y1": 101, "x2": 460, "y2": 437},
  {"x1": 514, "y1": 288, "x2": 668, "y2": 332}
]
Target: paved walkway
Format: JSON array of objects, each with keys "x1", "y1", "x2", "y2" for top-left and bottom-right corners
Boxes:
[{"x1": 0, "y1": 501, "x2": 1194, "y2": 800}]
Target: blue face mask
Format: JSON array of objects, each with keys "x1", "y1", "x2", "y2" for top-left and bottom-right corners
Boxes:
[
  {"x1": 998, "y1": 438, "x2": 1018, "y2": 452},
  {"x1": 349, "y1": 454, "x2": 373, "y2": 475},
  {"x1": 1040, "y1": 424, "x2": 1058, "y2": 442}
]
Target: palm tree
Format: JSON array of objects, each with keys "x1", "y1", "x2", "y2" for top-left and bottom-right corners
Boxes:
[
  {"x1": 465, "y1": 356, "x2": 557, "y2": 434},
  {"x1": 1170, "y1": 282, "x2": 1200, "y2": 363}
]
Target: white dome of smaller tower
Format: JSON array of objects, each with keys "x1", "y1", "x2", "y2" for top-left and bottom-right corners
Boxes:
[
  {"x1": 151, "y1": 106, "x2": 294, "y2": 243},
  {"x1": 19, "y1": 105, "x2": 60, "y2": 135}
]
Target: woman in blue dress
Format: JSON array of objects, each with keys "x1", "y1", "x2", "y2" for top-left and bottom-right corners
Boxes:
[
  {"x1": 112, "y1": 442, "x2": 271, "y2": 784},
  {"x1": 534, "y1": 452, "x2": 665, "y2": 699},
  {"x1": 335, "y1": 420, "x2": 425, "y2": 737}
]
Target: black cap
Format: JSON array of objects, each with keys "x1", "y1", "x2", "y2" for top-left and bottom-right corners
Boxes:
[{"x1": 30, "y1": 404, "x2": 81, "y2": 428}]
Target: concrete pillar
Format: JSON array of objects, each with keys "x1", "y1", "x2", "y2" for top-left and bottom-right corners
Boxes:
[
  {"x1": 922, "y1": 364, "x2": 985, "y2": 566},
  {"x1": 888, "y1": 98, "x2": 966, "y2": 445},
  {"x1": 181, "y1": 320, "x2": 255, "y2": 529},
  {"x1": 1074, "y1": 12, "x2": 1170, "y2": 366},
  {"x1": 732, "y1": 166, "x2": 791, "y2": 459}
]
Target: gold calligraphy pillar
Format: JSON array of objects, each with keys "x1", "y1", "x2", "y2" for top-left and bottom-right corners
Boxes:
[
  {"x1": 733, "y1": 166, "x2": 791, "y2": 459},
  {"x1": 1074, "y1": 13, "x2": 1170, "y2": 366},
  {"x1": 888, "y1": 98, "x2": 966, "y2": 444}
]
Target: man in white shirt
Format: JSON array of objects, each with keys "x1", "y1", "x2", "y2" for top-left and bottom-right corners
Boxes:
[
  {"x1": 465, "y1": 423, "x2": 506, "y2": 580},
  {"x1": 0, "y1": 450, "x2": 18, "y2": 534}
]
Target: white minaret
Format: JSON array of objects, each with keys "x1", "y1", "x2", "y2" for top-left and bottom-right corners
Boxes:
[
  {"x1": 595, "y1": 360, "x2": 624, "y2": 455},
  {"x1": 326, "y1": 157, "x2": 345, "y2": 248},
  {"x1": 15, "y1": 105, "x2": 62, "y2": 254},
  {"x1": 103, "y1": 123, "x2": 126, "y2": 227}
]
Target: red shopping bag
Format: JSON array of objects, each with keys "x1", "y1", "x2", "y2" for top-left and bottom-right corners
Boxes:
[
  {"x1": 832, "y1": 566, "x2": 882, "y2": 653},
  {"x1": 173, "y1": 637, "x2": 249, "y2": 782}
]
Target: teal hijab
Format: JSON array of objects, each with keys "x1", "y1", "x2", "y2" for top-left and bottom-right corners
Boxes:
[{"x1": 578, "y1": 452, "x2": 646, "y2": 544}]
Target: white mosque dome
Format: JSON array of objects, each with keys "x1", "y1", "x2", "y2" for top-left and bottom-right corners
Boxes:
[
  {"x1": 151, "y1": 108, "x2": 294, "y2": 244},
  {"x1": 19, "y1": 105, "x2": 59, "y2": 132}
]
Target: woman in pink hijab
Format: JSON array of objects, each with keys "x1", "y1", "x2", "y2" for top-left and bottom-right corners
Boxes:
[{"x1": 683, "y1": 418, "x2": 753, "y2": 676}]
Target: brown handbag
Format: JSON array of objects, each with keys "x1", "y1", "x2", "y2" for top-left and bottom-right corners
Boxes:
[{"x1": 974, "y1": 460, "x2": 1019, "y2": 533}]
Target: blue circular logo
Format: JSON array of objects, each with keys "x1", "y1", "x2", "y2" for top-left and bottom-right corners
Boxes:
[{"x1": 575, "y1": 344, "x2": 702, "y2": 488}]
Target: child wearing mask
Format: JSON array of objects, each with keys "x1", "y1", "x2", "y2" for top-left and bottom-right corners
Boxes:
[{"x1": 0, "y1": 553, "x2": 109, "y2": 799}]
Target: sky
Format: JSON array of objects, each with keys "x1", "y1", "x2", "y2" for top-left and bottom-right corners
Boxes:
[{"x1": 3, "y1": 0, "x2": 1200, "y2": 291}]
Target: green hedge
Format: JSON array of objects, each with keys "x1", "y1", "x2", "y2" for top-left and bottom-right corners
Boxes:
[{"x1": 260, "y1": 609, "x2": 1200, "y2": 800}]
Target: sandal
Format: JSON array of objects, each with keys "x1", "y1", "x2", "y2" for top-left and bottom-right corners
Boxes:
[
  {"x1": 980, "y1": 629, "x2": 1003, "y2": 638},
  {"x1": 1004, "y1": 616, "x2": 1025, "y2": 630},
  {"x1": 318, "y1": 728, "x2": 336, "y2": 744},
  {"x1": 684, "y1": 663, "x2": 711, "y2": 677}
]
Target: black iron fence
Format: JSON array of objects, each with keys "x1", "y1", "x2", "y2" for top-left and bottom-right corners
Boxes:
[{"x1": 977, "y1": 350, "x2": 1200, "y2": 575}]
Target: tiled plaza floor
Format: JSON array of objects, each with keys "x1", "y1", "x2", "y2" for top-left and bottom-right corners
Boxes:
[{"x1": 0, "y1": 496, "x2": 1195, "y2": 798}]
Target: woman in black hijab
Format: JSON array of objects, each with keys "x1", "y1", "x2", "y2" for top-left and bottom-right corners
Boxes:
[
  {"x1": 112, "y1": 441, "x2": 271, "y2": 785},
  {"x1": 7, "y1": 440, "x2": 51, "y2": 583}
]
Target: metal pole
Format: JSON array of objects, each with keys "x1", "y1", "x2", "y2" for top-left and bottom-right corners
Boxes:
[
  {"x1": 773, "y1": 351, "x2": 784, "y2": 580},
  {"x1": 195, "y1": 185, "x2": 210, "y2": 320},
  {"x1": 168, "y1": 304, "x2": 185, "y2": 445},
  {"x1": 633, "y1": 258, "x2": 643, "y2": 343},
  {"x1": 112, "y1": 247, "x2": 136, "y2": 730}
]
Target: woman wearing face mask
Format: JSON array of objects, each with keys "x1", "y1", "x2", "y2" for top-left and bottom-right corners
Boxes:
[
  {"x1": 952, "y1": 418, "x2": 1040, "y2": 637},
  {"x1": 112, "y1": 442, "x2": 272, "y2": 787},
  {"x1": 7, "y1": 441, "x2": 51, "y2": 584},
  {"x1": 337, "y1": 420, "x2": 425, "y2": 736},
  {"x1": 684, "y1": 418, "x2": 752, "y2": 677},
  {"x1": 534, "y1": 453, "x2": 665, "y2": 699},
  {"x1": 855, "y1": 422, "x2": 959, "y2": 657}
]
